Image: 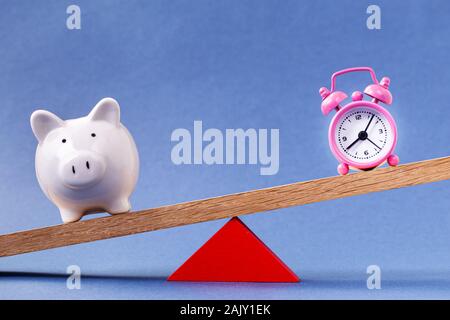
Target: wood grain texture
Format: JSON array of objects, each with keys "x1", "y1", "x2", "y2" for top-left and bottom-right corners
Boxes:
[{"x1": 1, "y1": 156, "x2": 449, "y2": 257}]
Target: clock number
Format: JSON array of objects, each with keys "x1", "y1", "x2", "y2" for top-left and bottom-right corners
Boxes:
[
  {"x1": 355, "y1": 115, "x2": 362, "y2": 120},
  {"x1": 364, "y1": 150, "x2": 369, "y2": 156},
  {"x1": 378, "y1": 128, "x2": 383, "y2": 134},
  {"x1": 342, "y1": 136, "x2": 347, "y2": 142}
]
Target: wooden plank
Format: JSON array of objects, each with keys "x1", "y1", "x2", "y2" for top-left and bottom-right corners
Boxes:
[{"x1": 0, "y1": 156, "x2": 449, "y2": 257}]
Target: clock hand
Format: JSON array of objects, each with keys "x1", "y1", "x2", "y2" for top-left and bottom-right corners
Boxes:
[
  {"x1": 346, "y1": 137, "x2": 360, "y2": 150},
  {"x1": 367, "y1": 138, "x2": 382, "y2": 150},
  {"x1": 364, "y1": 114, "x2": 375, "y2": 133}
]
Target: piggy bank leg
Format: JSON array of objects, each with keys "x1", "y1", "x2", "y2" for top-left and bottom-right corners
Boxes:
[
  {"x1": 59, "y1": 208, "x2": 84, "y2": 224},
  {"x1": 337, "y1": 163, "x2": 349, "y2": 175},
  {"x1": 106, "y1": 198, "x2": 131, "y2": 215},
  {"x1": 387, "y1": 154, "x2": 400, "y2": 167}
]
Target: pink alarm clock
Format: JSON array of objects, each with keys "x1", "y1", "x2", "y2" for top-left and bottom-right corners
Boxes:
[{"x1": 320, "y1": 67, "x2": 399, "y2": 175}]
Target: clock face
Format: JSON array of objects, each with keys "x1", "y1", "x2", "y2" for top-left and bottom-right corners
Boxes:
[{"x1": 333, "y1": 106, "x2": 395, "y2": 165}]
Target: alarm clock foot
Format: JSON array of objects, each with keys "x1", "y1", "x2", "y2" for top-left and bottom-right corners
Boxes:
[
  {"x1": 388, "y1": 154, "x2": 400, "y2": 166},
  {"x1": 337, "y1": 163, "x2": 349, "y2": 175}
]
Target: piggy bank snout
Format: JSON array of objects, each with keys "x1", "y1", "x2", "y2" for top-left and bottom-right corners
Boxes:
[{"x1": 59, "y1": 151, "x2": 106, "y2": 189}]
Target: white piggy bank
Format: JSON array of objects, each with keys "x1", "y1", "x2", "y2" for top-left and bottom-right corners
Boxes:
[{"x1": 30, "y1": 98, "x2": 139, "y2": 223}]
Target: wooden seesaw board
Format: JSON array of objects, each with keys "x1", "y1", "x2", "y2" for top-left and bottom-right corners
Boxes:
[{"x1": 0, "y1": 156, "x2": 449, "y2": 258}]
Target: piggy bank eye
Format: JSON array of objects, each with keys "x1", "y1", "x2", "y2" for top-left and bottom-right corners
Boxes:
[
  {"x1": 62, "y1": 139, "x2": 67, "y2": 143},
  {"x1": 91, "y1": 133, "x2": 96, "y2": 137}
]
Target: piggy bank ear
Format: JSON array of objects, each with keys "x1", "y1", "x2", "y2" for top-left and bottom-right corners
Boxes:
[
  {"x1": 30, "y1": 110, "x2": 64, "y2": 143},
  {"x1": 88, "y1": 98, "x2": 120, "y2": 126}
]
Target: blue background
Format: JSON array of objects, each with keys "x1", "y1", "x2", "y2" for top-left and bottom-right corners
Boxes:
[{"x1": 0, "y1": 0, "x2": 449, "y2": 299}]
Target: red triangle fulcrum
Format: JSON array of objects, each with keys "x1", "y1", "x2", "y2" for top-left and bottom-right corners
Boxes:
[{"x1": 168, "y1": 217, "x2": 299, "y2": 282}]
